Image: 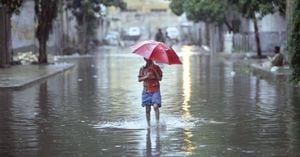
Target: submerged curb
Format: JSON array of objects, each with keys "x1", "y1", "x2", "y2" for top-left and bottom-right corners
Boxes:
[
  {"x1": 0, "y1": 63, "x2": 74, "y2": 89},
  {"x1": 241, "y1": 60, "x2": 292, "y2": 82}
]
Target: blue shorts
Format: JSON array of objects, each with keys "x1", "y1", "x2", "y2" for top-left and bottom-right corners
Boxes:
[{"x1": 141, "y1": 90, "x2": 161, "y2": 107}]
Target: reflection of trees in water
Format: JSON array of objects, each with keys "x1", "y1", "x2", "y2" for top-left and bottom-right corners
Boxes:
[
  {"x1": 146, "y1": 130, "x2": 152, "y2": 156},
  {"x1": 288, "y1": 88, "x2": 300, "y2": 154},
  {"x1": 36, "y1": 82, "x2": 54, "y2": 156},
  {"x1": 0, "y1": 91, "x2": 14, "y2": 157},
  {"x1": 38, "y1": 82, "x2": 49, "y2": 117}
]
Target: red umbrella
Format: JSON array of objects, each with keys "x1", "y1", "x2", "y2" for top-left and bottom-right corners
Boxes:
[{"x1": 131, "y1": 40, "x2": 182, "y2": 65}]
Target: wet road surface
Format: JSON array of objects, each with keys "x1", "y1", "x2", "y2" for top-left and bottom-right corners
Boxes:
[{"x1": 0, "y1": 46, "x2": 300, "y2": 157}]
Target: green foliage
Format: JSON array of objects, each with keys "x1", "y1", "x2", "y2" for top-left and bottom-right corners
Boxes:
[
  {"x1": 0, "y1": 0, "x2": 23, "y2": 15},
  {"x1": 184, "y1": 0, "x2": 227, "y2": 23},
  {"x1": 274, "y1": 0, "x2": 286, "y2": 16},
  {"x1": 169, "y1": 0, "x2": 184, "y2": 16},
  {"x1": 288, "y1": 0, "x2": 300, "y2": 83},
  {"x1": 230, "y1": 0, "x2": 280, "y2": 19},
  {"x1": 170, "y1": 0, "x2": 229, "y2": 24},
  {"x1": 169, "y1": 0, "x2": 286, "y2": 23},
  {"x1": 70, "y1": 0, "x2": 127, "y2": 21},
  {"x1": 228, "y1": 0, "x2": 285, "y2": 57},
  {"x1": 169, "y1": 0, "x2": 285, "y2": 57},
  {"x1": 100, "y1": 0, "x2": 126, "y2": 10},
  {"x1": 70, "y1": 0, "x2": 127, "y2": 35}
]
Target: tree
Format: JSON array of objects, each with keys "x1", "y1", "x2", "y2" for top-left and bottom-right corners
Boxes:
[
  {"x1": 169, "y1": 0, "x2": 184, "y2": 16},
  {"x1": 0, "y1": 0, "x2": 23, "y2": 67},
  {"x1": 288, "y1": 0, "x2": 300, "y2": 83},
  {"x1": 229, "y1": 0, "x2": 285, "y2": 57},
  {"x1": 170, "y1": 0, "x2": 239, "y2": 33},
  {"x1": 34, "y1": 0, "x2": 59, "y2": 64},
  {"x1": 271, "y1": 0, "x2": 286, "y2": 16},
  {"x1": 69, "y1": 0, "x2": 126, "y2": 54},
  {"x1": 169, "y1": 0, "x2": 246, "y2": 53},
  {"x1": 0, "y1": 0, "x2": 23, "y2": 15},
  {"x1": 169, "y1": 0, "x2": 285, "y2": 57}
]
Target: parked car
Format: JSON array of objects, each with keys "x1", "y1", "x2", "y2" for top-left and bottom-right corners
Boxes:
[
  {"x1": 128, "y1": 27, "x2": 141, "y2": 36},
  {"x1": 122, "y1": 27, "x2": 141, "y2": 41}
]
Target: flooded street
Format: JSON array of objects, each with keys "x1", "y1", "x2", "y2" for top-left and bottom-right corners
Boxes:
[{"x1": 1, "y1": 46, "x2": 300, "y2": 157}]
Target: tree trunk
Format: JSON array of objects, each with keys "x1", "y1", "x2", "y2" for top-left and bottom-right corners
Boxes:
[
  {"x1": 218, "y1": 24, "x2": 224, "y2": 52},
  {"x1": 66, "y1": 8, "x2": 70, "y2": 46},
  {"x1": 59, "y1": 0, "x2": 64, "y2": 54},
  {"x1": 79, "y1": 11, "x2": 87, "y2": 54},
  {"x1": 205, "y1": 22, "x2": 210, "y2": 46},
  {"x1": 286, "y1": 0, "x2": 291, "y2": 36},
  {"x1": 224, "y1": 19, "x2": 233, "y2": 32},
  {"x1": 252, "y1": 13, "x2": 262, "y2": 57},
  {"x1": 0, "y1": 5, "x2": 12, "y2": 67},
  {"x1": 38, "y1": 36, "x2": 48, "y2": 64}
]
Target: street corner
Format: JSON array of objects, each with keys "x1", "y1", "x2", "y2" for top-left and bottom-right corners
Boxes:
[{"x1": 0, "y1": 63, "x2": 75, "y2": 89}]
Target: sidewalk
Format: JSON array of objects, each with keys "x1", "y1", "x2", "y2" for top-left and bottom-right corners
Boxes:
[
  {"x1": 220, "y1": 52, "x2": 292, "y2": 81},
  {"x1": 0, "y1": 63, "x2": 74, "y2": 89}
]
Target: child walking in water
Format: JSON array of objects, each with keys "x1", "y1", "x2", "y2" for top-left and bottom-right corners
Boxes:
[{"x1": 138, "y1": 58, "x2": 163, "y2": 129}]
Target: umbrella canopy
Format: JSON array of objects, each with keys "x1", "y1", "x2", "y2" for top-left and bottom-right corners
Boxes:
[{"x1": 131, "y1": 40, "x2": 182, "y2": 65}]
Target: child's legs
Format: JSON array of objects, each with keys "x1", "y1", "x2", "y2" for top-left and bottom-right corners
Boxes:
[
  {"x1": 153, "y1": 104, "x2": 159, "y2": 123},
  {"x1": 145, "y1": 105, "x2": 151, "y2": 127},
  {"x1": 151, "y1": 91, "x2": 161, "y2": 123}
]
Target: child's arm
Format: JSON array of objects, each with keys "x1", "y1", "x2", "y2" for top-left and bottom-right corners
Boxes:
[
  {"x1": 138, "y1": 67, "x2": 151, "y2": 82},
  {"x1": 138, "y1": 72, "x2": 150, "y2": 82}
]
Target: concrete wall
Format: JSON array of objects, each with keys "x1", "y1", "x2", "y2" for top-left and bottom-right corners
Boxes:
[
  {"x1": 11, "y1": 1, "x2": 36, "y2": 52},
  {"x1": 260, "y1": 13, "x2": 286, "y2": 32},
  {"x1": 251, "y1": 12, "x2": 287, "y2": 32},
  {"x1": 233, "y1": 32, "x2": 287, "y2": 53},
  {"x1": 235, "y1": 12, "x2": 287, "y2": 53}
]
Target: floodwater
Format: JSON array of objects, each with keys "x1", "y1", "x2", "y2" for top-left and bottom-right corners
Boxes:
[{"x1": 0, "y1": 46, "x2": 300, "y2": 157}]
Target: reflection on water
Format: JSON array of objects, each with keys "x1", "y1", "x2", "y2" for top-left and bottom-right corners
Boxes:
[
  {"x1": 181, "y1": 46, "x2": 192, "y2": 120},
  {"x1": 180, "y1": 46, "x2": 196, "y2": 155},
  {"x1": 1, "y1": 46, "x2": 300, "y2": 156},
  {"x1": 145, "y1": 129, "x2": 161, "y2": 157},
  {"x1": 182, "y1": 129, "x2": 196, "y2": 155}
]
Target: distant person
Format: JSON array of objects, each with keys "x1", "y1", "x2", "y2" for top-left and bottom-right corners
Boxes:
[
  {"x1": 138, "y1": 58, "x2": 163, "y2": 129},
  {"x1": 154, "y1": 28, "x2": 165, "y2": 43},
  {"x1": 263, "y1": 46, "x2": 285, "y2": 71},
  {"x1": 270, "y1": 46, "x2": 284, "y2": 67}
]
